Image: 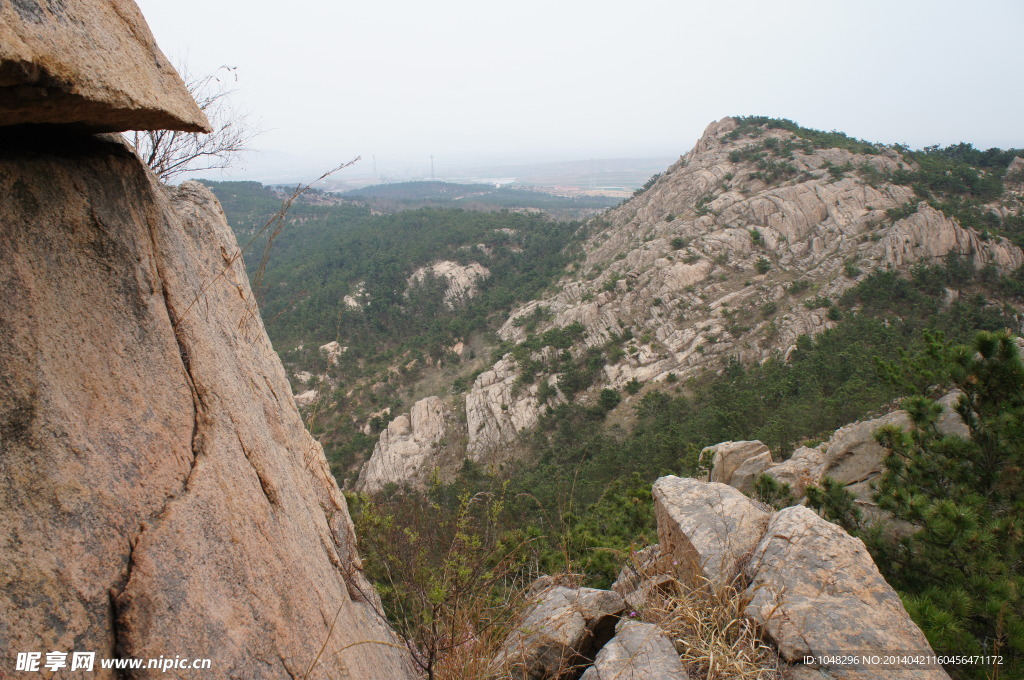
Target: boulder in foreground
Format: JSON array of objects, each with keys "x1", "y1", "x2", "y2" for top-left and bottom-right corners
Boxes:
[
  {"x1": 653, "y1": 476, "x2": 770, "y2": 585},
  {"x1": 743, "y1": 506, "x2": 949, "y2": 679}
]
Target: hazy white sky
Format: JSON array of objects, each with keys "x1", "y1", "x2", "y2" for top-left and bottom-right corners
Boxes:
[{"x1": 136, "y1": 0, "x2": 1023, "y2": 173}]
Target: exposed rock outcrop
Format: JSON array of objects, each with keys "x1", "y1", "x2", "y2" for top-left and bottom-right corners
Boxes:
[
  {"x1": 457, "y1": 117, "x2": 1023, "y2": 457},
  {"x1": 744, "y1": 506, "x2": 948, "y2": 679},
  {"x1": 356, "y1": 396, "x2": 452, "y2": 492},
  {"x1": 408, "y1": 260, "x2": 490, "y2": 308},
  {"x1": 611, "y1": 545, "x2": 673, "y2": 610},
  {"x1": 0, "y1": 136, "x2": 412, "y2": 678},
  {"x1": 579, "y1": 620, "x2": 689, "y2": 680},
  {"x1": 495, "y1": 580, "x2": 626, "y2": 680},
  {"x1": 702, "y1": 440, "x2": 773, "y2": 494},
  {"x1": 1, "y1": 9, "x2": 412, "y2": 676},
  {"x1": 466, "y1": 358, "x2": 557, "y2": 458},
  {"x1": 711, "y1": 391, "x2": 969, "y2": 506},
  {"x1": 621, "y1": 478, "x2": 949, "y2": 679},
  {"x1": 653, "y1": 476, "x2": 770, "y2": 584},
  {"x1": 353, "y1": 118, "x2": 1024, "y2": 487},
  {"x1": 0, "y1": 0, "x2": 209, "y2": 131}
]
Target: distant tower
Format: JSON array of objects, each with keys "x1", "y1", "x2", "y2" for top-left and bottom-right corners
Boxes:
[
  {"x1": 373, "y1": 155, "x2": 377, "y2": 184},
  {"x1": 431, "y1": 155, "x2": 435, "y2": 181}
]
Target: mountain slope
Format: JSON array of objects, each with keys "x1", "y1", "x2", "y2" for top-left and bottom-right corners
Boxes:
[{"x1": 357, "y1": 116, "x2": 1024, "y2": 490}]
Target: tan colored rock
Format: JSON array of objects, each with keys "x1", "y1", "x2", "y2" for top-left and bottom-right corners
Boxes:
[
  {"x1": 702, "y1": 440, "x2": 773, "y2": 494},
  {"x1": 762, "y1": 393, "x2": 967, "y2": 504},
  {"x1": 744, "y1": 507, "x2": 949, "y2": 679},
  {"x1": 653, "y1": 476, "x2": 770, "y2": 585},
  {"x1": 0, "y1": 0, "x2": 210, "y2": 131},
  {"x1": 319, "y1": 340, "x2": 347, "y2": 364},
  {"x1": 579, "y1": 620, "x2": 689, "y2": 680},
  {"x1": 356, "y1": 396, "x2": 452, "y2": 492},
  {"x1": 496, "y1": 582, "x2": 626, "y2": 680},
  {"x1": 0, "y1": 134, "x2": 414, "y2": 679}
]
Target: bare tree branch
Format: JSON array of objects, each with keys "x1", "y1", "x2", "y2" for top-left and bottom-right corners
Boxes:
[{"x1": 128, "y1": 65, "x2": 258, "y2": 182}]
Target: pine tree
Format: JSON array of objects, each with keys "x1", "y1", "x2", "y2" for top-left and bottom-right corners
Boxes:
[{"x1": 810, "y1": 331, "x2": 1023, "y2": 677}]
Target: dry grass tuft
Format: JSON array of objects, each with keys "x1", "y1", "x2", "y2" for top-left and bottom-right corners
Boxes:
[{"x1": 627, "y1": 555, "x2": 783, "y2": 680}]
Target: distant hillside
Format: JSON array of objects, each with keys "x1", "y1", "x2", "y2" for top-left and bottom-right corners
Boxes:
[{"x1": 342, "y1": 180, "x2": 618, "y2": 218}]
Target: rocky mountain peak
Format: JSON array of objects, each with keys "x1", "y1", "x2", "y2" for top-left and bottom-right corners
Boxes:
[{"x1": 358, "y1": 116, "x2": 1024, "y2": 489}]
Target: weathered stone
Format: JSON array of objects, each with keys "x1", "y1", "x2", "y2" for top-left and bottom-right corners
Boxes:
[
  {"x1": 408, "y1": 259, "x2": 490, "y2": 308},
  {"x1": 466, "y1": 358, "x2": 552, "y2": 457},
  {"x1": 743, "y1": 506, "x2": 949, "y2": 679},
  {"x1": 0, "y1": 131, "x2": 413, "y2": 679},
  {"x1": 935, "y1": 390, "x2": 970, "y2": 438},
  {"x1": 702, "y1": 440, "x2": 772, "y2": 493},
  {"x1": 762, "y1": 393, "x2": 967, "y2": 504},
  {"x1": 653, "y1": 476, "x2": 770, "y2": 585},
  {"x1": 730, "y1": 451, "x2": 774, "y2": 494},
  {"x1": 611, "y1": 545, "x2": 674, "y2": 610},
  {"x1": 357, "y1": 396, "x2": 452, "y2": 492},
  {"x1": 579, "y1": 620, "x2": 688, "y2": 680},
  {"x1": 0, "y1": 0, "x2": 210, "y2": 131},
  {"x1": 496, "y1": 582, "x2": 626, "y2": 679},
  {"x1": 464, "y1": 117, "x2": 1024, "y2": 461}
]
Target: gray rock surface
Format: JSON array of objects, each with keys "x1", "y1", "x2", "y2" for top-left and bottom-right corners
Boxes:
[
  {"x1": 743, "y1": 506, "x2": 949, "y2": 679},
  {"x1": 611, "y1": 545, "x2": 674, "y2": 610},
  {"x1": 653, "y1": 476, "x2": 770, "y2": 585},
  {"x1": 0, "y1": 0, "x2": 210, "y2": 131},
  {"x1": 496, "y1": 582, "x2": 626, "y2": 679},
  {"x1": 408, "y1": 260, "x2": 490, "y2": 308},
  {"x1": 459, "y1": 117, "x2": 1023, "y2": 455},
  {"x1": 579, "y1": 620, "x2": 688, "y2": 680}
]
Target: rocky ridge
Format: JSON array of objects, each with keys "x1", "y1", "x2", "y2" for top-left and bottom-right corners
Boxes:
[
  {"x1": 703, "y1": 389, "x2": 970, "y2": 510},
  {"x1": 358, "y1": 117, "x2": 1024, "y2": 490}
]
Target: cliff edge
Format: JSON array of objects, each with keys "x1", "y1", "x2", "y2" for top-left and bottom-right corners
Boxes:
[{"x1": 0, "y1": 4, "x2": 414, "y2": 679}]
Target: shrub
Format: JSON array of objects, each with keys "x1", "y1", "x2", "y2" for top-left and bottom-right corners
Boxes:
[
  {"x1": 598, "y1": 388, "x2": 622, "y2": 412},
  {"x1": 818, "y1": 331, "x2": 1024, "y2": 672},
  {"x1": 787, "y1": 280, "x2": 810, "y2": 295},
  {"x1": 755, "y1": 257, "x2": 772, "y2": 274}
]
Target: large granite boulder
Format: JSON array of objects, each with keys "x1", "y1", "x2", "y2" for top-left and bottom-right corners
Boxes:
[
  {"x1": 495, "y1": 581, "x2": 626, "y2": 679},
  {"x1": 653, "y1": 476, "x2": 770, "y2": 585},
  {"x1": 0, "y1": 131, "x2": 414, "y2": 679},
  {"x1": 743, "y1": 506, "x2": 949, "y2": 679},
  {"x1": 579, "y1": 620, "x2": 688, "y2": 680},
  {"x1": 0, "y1": 0, "x2": 209, "y2": 131}
]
